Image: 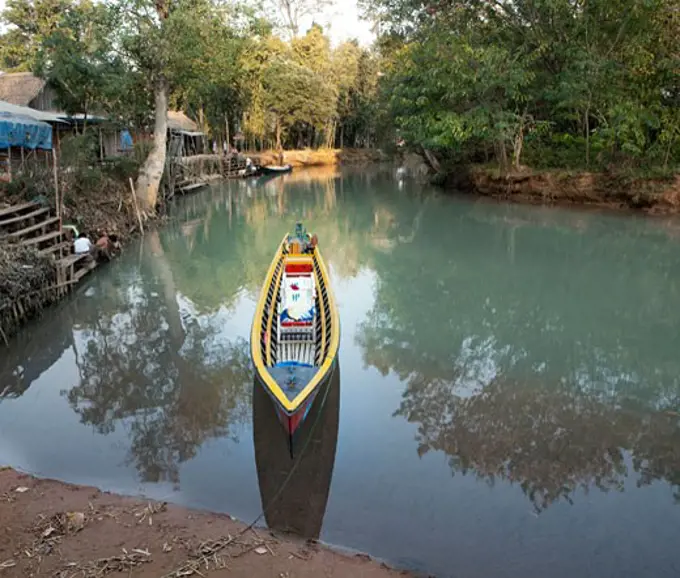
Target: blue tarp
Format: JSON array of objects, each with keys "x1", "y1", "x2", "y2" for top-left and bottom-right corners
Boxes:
[
  {"x1": 120, "y1": 129, "x2": 133, "y2": 151},
  {"x1": 0, "y1": 111, "x2": 53, "y2": 150}
]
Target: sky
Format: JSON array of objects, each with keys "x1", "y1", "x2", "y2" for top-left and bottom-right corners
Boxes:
[
  {"x1": 0, "y1": 0, "x2": 376, "y2": 46},
  {"x1": 302, "y1": 0, "x2": 375, "y2": 46}
]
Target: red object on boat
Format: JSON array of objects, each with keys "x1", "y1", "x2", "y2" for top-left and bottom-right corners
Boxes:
[{"x1": 285, "y1": 263, "x2": 313, "y2": 273}]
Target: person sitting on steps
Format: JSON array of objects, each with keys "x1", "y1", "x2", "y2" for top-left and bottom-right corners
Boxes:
[{"x1": 73, "y1": 232, "x2": 94, "y2": 256}]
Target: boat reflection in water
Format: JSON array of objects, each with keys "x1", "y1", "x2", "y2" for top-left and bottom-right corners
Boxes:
[{"x1": 252, "y1": 363, "x2": 340, "y2": 539}]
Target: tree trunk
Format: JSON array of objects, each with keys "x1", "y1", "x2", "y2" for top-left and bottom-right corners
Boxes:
[
  {"x1": 225, "y1": 114, "x2": 230, "y2": 154},
  {"x1": 585, "y1": 100, "x2": 591, "y2": 168},
  {"x1": 340, "y1": 123, "x2": 344, "y2": 149},
  {"x1": 135, "y1": 74, "x2": 169, "y2": 213},
  {"x1": 496, "y1": 138, "x2": 509, "y2": 176},
  {"x1": 275, "y1": 118, "x2": 281, "y2": 150},
  {"x1": 421, "y1": 147, "x2": 442, "y2": 174},
  {"x1": 512, "y1": 112, "x2": 527, "y2": 171}
]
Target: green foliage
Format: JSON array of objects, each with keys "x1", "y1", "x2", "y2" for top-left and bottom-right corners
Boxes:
[
  {"x1": 263, "y1": 56, "x2": 337, "y2": 146},
  {"x1": 364, "y1": 0, "x2": 680, "y2": 172},
  {"x1": 35, "y1": 2, "x2": 128, "y2": 117},
  {"x1": 0, "y1": 0, "x2": 73, "y2": 70},
  {"x1": 2, "y1": 0, "x2": 384, "y2": 156}
]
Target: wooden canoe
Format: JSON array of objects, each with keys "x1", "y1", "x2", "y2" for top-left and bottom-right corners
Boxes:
[
  {"x1": 261, "y1": 164, "x2": 293, "y2": 175},
  {"x1": 250, "y1": 225, "x2": 340, "y2": 440}
]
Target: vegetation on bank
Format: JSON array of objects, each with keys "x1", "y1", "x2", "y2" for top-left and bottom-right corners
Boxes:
[
  {"x1": 1, "y1": 0, "x2": 383, "y2": 211},
  {"x1": 361, "y1": 0, "x2": 680, "y2": 178},
  {"x1": 2, "y1": 0, "x2": 679, "y2": 213}
]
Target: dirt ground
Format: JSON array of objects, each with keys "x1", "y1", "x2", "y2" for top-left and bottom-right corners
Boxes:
[
  {"x1": 465, "y1": 167, "x2": 680, "y2": 214},
  {"x1": 0, "y1": 468, "x2": 408, "y2": 578}
]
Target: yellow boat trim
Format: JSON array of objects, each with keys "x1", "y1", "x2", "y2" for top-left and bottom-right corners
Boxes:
[
  {"x1": 265, "y1": 258, "x2": 285, "y2": 365},
  {"x1": 250, "y1": 236, "x2": 340, "y2": 413},
  {"x1": 317, "y1": 262, "x2": 327, "y2": 363}
]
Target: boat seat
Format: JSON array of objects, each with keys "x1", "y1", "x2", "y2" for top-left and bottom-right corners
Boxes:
[{"x1": 279, "y1": 272, "x2": 315, "y2": 328}]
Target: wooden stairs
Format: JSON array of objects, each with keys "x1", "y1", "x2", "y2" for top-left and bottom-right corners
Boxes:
[{"x1": 0, "y1": 201, "x2": 97, "y2": 295}]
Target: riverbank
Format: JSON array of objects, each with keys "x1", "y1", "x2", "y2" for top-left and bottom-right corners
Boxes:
[
  {"x1": 454, "y1": 166, "x2": 680, "y2": 214},
  {"x1": 0, "y1": 174, "x2": 151, "y2": 344},
  {"x1": 249, "y1": 148, "x2": 388, "y2": 168},
  {"x1": 0, "y1": 468, "x2": 407, "y2": 578}
]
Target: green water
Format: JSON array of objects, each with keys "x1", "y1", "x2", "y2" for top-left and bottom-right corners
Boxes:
[{"x1": 1, "y1": 166, "x2": 680, "y2": 577}]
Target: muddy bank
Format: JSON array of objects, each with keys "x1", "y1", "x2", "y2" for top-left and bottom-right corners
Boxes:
[
  {"x1": 451, "y1": 167, "x2": 680, "y2": 214},
  {"x1": 0, "y1": 468, "x2": 408, "y2": 578},
  {"x1": 249, "y1": 148, "x2": 388, "y2": 168}
]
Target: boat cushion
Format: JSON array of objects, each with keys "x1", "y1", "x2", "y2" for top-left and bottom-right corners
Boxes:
[{"x1": 280, "y1": 274, "x2": 315, "y2": 326}]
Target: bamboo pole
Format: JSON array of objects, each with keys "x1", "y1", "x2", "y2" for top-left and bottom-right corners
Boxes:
[
  {"x1": 129, "y1": 177, "x2": 145, "y2": 235},
  {"x1": 53, "y1": 148, "x2": 60, "y2": 219}
]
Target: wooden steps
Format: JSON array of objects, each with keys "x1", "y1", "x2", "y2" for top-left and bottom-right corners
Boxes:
[
  {"x1": 1, "y1": 202, "x2": 64, "y2": 258},
  {"x1": 39, "y1": 240, "x2": 70, "y2": 257},
  {"x1": 0, "y1": 201, "x2": 39, "y2": 220},
  {"x1": 73, "y1": 259, "x2": 97, "y2": 282},
  {"x1": 0, "y1": 207, "x2": 49, "y2": 227},
  {"x1": 9, "y1": 217, "x2": 60, "y2": 239},
  {"x1": 0, "y1": 200, "x2": 104, "y2": 340},
  {"x1": 20, "y1": 229, "x2": 62, "y2": 247},
  {"x1": 57, "y1": 253, "x2": 88, "y2": 268}
]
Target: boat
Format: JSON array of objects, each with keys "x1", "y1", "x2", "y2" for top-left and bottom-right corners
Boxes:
[
  {"x1": 252, "y1": 364, "x2": 339, "y2": 535},
  {"x1": 250, "y1": 222, "x2": 340, "y2": 444},
  {"x1": 261, "y1": 164, "x2": 293, "y2": 175}
]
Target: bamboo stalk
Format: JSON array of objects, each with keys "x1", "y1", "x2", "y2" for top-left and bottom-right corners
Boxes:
[
  {"x1": 53, "y1": 148, "x2": 60, "y2": 218},
  {"x1": 129, "y1": 178, "x2": 145, "y2": 235}
]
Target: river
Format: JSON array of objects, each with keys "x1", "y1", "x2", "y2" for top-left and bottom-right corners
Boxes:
[{"x1": 2, "y1": 166, "x2": 680, "y2": 578}]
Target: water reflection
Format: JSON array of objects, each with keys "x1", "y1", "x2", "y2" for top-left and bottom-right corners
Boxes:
[
  {"x1": 396, "y1": 376, "x2": 680, "y2": 513},
  {"x1": 253, "y1": 365, "x2": 340, "y2": 538},
  {"x1": 1, "y1": 168, "x2": 680, "y2": 577},
  {"x1": 356, "y1": 192, "x2": 680, "y2": 512}
]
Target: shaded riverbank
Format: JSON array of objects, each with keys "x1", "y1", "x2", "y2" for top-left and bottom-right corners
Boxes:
[
  {"x1": 0, "y1": 468, "x2": 407, "y2": 578},
  {"x1": 447, "y1": 165, "x2": 680, "y2": 214}
]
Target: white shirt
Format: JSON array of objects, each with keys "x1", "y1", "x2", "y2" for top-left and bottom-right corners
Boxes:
[{"x1": 74, "y1": 237, "x2": 93, "y2": 254}]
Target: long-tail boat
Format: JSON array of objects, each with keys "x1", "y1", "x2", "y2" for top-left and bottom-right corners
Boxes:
[{"x1": 251, "y1": 223, "x2": 340, "y2": 443}]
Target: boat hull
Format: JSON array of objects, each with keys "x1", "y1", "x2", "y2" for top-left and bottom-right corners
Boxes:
[
  {"x1": 258, "y1": 358, "x2": 336, "y2": 438},
  {"x1": 261, "y1": 164, "x2": 293, "y2": 175}
]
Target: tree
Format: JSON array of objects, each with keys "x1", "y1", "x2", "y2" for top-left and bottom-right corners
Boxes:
[
  {"x1": 35, "y1": 2, "x2": 130, "y2": 123},
  {"x1": 262, "y1": 0, "x2": 332, "y2": 39},
  {"x1": 362, "y1": 0, "x2": 680, "y2": 171},
  {"x1": 263, "y1": 57, "x2": 337, "y2": 149},
  {"x1": 0, "y1": 0, "x2": 73, "y2": 71},
  {"x1": 110, "y1": 0, "x2": 212, "y2": 211}
]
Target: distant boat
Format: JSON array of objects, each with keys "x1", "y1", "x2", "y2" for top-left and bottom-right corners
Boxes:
[
  {"x1": 253, "y1": 363, "x2": 340, "y2": 534},
  {"x1": 250, "y1": 223, "x2": 340, "y2": 445},
  {"x1": 261, "y1": 164, "x2": 293, "y2": 175}
]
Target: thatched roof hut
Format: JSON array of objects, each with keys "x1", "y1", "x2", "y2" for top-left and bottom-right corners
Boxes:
[
  {"x1": 167, "y1": 111, "x2": 199, "y2": 132},
  {"x1": 0, "y1": 72, "x2": 48, "y2": 107}
]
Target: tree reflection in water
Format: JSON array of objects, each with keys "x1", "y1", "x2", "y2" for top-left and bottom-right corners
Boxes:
[
  {"x1": 395, "y1": 375, "x2": 680, "y2": 513},
  {"x1": 66, "y1": 231, "x2": 253, "y2": 487},
  {"x1": 356, "y1": 193, "x2": 680, "y2": 513}
]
